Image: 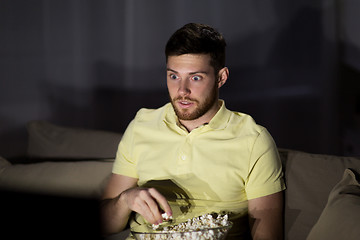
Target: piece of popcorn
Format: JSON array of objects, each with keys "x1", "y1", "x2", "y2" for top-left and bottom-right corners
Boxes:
[{"x1": 161, "y1": 212, "x2": 173, "y2": 221}]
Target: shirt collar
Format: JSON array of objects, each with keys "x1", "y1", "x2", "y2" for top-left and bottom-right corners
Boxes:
[
  {"x1": 163, "y1": 100, "x2": 231, "y2": 132},
  {"x1": 207, "y1": 100, "x2": 231, "y2": 130}
]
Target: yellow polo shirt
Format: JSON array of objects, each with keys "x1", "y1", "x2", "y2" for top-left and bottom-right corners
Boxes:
[{"x1": 112, "y1": 100, "x2": 285, "y2": 238}]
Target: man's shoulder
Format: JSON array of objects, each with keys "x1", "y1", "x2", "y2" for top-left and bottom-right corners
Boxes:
[
  {"x1": 228, "y1": 110, "x2": 266, "y2": 135},
  {"x1": 134, "y1": 103, "x2": 171, "y2": 122}
]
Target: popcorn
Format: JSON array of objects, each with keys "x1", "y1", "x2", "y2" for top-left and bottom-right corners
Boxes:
[
  {"x1": 138, "y1": 213, "x2": 231, "y2": 240},
  {"x1": 152, "y1": 213, "x2": 173, "y2": 230},
  {"x1": 159, "y1": 213, "x2": 229, "y2": 232},
  {"x1": 161, "y1": 212, "x2": 173, "y2": 221}
]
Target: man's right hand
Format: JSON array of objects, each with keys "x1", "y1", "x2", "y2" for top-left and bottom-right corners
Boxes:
[
  {"x1": 101, "y1": 174, "x2": 173, "y2": 235},
  {"x1": 120, "y1": 187, "x2": 172, "y2": 225}
]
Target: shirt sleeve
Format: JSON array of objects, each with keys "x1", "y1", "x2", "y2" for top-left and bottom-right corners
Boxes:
[
  {"x1": 245, "y1": 128, "x2": 286, "y2": 200},
  {"x1": 112, "y1": 119, "x2": 139, "y2": 178}
]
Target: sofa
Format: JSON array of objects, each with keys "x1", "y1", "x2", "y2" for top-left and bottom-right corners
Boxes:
[{"x1": 0, "y1": 120, "x2": 359, "y2": 240}]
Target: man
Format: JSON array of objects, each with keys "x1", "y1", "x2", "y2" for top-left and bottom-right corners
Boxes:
[{"x1": 101, "y1": 23, "x2": 285, "y2": 239}]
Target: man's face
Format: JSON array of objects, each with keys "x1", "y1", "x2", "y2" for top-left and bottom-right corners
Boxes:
[{"x1": 166, "y1": 54, "x2": 219, "y2": 121}]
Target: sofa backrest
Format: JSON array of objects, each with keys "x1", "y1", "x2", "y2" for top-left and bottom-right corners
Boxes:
[
  {"x1": 27, "y1": 120, "x2": 123, "y2": 159},
  {"x1": 279, "y1": 149, "x2": 360, "y2": 240},
  {"x1": 0, "y1": 156, "x2": 113, "y2": 198}
]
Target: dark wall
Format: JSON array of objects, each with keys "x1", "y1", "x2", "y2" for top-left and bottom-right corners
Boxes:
[{"x1": 0, "y1": 0, "x2": 359, "y2": 157}]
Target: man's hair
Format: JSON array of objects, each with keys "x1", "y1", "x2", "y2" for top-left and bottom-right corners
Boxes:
[{"x1": 165, "y1": 23, "x2": 226, "y2": 75}]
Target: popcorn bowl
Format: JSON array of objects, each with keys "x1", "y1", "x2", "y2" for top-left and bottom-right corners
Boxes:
[{"x1": 131, "y1": 222, "x2": 233, "y2": 240}]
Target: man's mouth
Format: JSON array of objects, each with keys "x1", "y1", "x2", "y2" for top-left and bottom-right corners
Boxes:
[{"x1": 176, "y1": 99, "x2": 195, "y2": 109}]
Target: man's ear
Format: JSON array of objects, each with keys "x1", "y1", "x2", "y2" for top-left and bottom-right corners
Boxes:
[{"x1": 217, "y1": 67, "x2": 229, "y2": 88}]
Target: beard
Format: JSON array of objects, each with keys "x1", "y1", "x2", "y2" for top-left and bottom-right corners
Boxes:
[{"x1": 170, "y1": 84, "x2": 218, "y2": 121}]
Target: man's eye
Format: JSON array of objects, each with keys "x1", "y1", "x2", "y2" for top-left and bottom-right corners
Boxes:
[
  {"x1": 192, "y1": 75, "x2": 201, "y2": 81},
  {"x1": 169, "y1": 74, "x2": 178, "y2": 80}
]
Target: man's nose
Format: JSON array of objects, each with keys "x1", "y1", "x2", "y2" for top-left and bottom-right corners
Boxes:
[{"x1": 178, "y1": 80, "x2": 190, "y2": 96}]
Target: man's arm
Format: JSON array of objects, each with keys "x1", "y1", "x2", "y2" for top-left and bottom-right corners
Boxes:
[
  {"x1": 101, "y1": 173, "x2": 172, "y2": 235},
  {"x1": 101, "y1": 174, "x2": 137, "y2": 234},
  {"x1": 248, "y1": 191, "x2": 284, "y2": 240}
]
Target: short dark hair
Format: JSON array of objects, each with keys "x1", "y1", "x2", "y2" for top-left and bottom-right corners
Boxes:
[{"x1": 165, "y1": 23, "x2": 226, "y2": 75}]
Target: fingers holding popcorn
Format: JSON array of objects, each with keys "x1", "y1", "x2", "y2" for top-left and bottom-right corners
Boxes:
[{"x1": 121, "y1": 187, "x2": 172, "y2": 224}]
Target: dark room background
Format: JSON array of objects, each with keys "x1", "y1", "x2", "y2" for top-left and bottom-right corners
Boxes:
[{"x1": 1, "y1": 0, "x2": 360, "y2": 158}]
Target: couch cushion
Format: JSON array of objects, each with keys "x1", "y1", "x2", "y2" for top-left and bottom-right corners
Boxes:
[
  {"x1": 306, "y1": 169, "x2": 360, "y2": 240},
  {"x1": 280, "y1": 149, "x2": 360, "y2": 240},
  {"x1": 0, "y1": 156, "x2": 113, "y2": 198},
  {"x1": 27, "y1": 120, "x2": 122, "y2": 159},
  {"x1": 0, "y1": 155, "x2": 10, "y2": 168}
]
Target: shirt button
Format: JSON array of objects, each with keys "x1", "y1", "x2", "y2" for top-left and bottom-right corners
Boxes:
[{"x1": 181, "y1": 155, "x2": 186, "y2": 161}]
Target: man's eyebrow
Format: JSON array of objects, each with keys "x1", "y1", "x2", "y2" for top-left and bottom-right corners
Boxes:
[
  {"x1": 189, "y1": 71, "x2": 208, "y2": 75},
  {"x1": 166, "y1": 68, "x2": 208, "y2": 75},
  {"x1": 166, "y1": 68, "x2": 178, "y2": 73}
]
